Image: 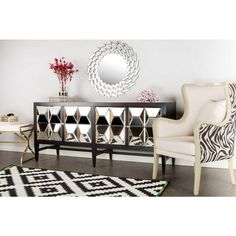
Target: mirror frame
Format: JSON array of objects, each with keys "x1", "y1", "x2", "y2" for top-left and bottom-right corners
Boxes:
[{"x1": 87, "y1": 41, "x2": 140, "y2": 97}]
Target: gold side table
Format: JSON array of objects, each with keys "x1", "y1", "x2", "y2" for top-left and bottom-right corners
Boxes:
[{"x1": 0, "y1": 122, "x2": 35, "y2": 164}]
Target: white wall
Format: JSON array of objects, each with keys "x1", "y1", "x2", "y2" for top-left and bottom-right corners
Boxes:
[{"x1": 1, "y1": 40, "x2": 236, "y2": 168}]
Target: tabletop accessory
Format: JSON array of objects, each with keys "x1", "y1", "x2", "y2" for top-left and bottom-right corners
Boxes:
[
  {"x1": 137, "y1": 89, "x2": 159, "y2": 103},
  {"x1": 0, "y1": 113, "x2": 18, "y2": 122},
  {"x1": 50, "y1": 57, "x2": 79, "y2": 96}
]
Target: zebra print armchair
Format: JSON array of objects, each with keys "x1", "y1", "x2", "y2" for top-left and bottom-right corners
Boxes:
[{"x1": 152, "y1": 82, "x2": 236, "y2": 195}]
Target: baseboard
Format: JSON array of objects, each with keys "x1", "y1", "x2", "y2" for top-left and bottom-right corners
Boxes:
[{"x1": 0, "y1": 144, "x2": 235, "y2": 169}]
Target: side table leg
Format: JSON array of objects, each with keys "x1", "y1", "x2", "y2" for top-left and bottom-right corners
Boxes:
[
  {"x1": 19, "y1": 125, "x2": 35, "y2": 164},
  {"x1": 20, "y1": 147, "x2": 27, "y2": 164}
]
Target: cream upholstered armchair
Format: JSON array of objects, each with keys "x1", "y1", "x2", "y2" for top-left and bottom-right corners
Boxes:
[{"x1": 152, "y1": 82, "x2": 236, "y2": 195}]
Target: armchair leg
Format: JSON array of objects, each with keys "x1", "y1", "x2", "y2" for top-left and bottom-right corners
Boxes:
[
  {"x1": 161, "y1": 156, "x2": 166, "y2": 175},
  {"x1": 194, "y1": 162, "x2": 201, "y2": 196},
  {"x1": 152, "y1": 154, "x2": 160, "y2": 179},
  {"x1": 228, "y1": 158, "x2": 236, "y2": 185}
]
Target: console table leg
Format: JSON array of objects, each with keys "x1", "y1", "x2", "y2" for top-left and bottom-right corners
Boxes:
[
  {"x1": 92, "y1": 148, "x2": 96, "y2": 167},
  {"x1": 109, "y1": 149, "x2": 113, "y2": 161},
  {"x1": 172, "y1": 158, "x2": 175, "y2": 166},
  {"x1": 35, "y1": 146, "x2": 39, "y2": 162},
  {"x1": 161, "y1": 156, "x2": 166, "y2": 175},
  {"x1": 56, "y1": 146, "x2": 60, "y2": 158}
]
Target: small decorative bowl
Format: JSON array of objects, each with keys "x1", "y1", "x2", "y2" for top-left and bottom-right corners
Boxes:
[{"x1": 0, "y1": 115, "x2": 18, "y2": 122}]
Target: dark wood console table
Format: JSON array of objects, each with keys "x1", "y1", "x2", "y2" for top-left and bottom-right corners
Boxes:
[{"x1": 34, "y1": 102, "x2": 176, "y2": 172}]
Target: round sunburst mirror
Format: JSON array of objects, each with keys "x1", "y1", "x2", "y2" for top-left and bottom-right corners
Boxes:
[{"x1": 87, "y1": 41, "x2": 140, "y2": 97}]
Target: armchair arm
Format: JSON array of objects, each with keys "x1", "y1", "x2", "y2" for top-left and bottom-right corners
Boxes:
[
  {"x1": 194, "y1": 121, "x2": 235, "y2": 163},
  {"x1": 194, "y1": 81, "x2": 235, "y2": 163},
  {"x1": 152, "y1": 117, "x2": 192, "y2": 138}
]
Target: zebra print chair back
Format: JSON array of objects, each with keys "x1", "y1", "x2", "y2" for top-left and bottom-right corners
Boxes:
[{"x1": 198, "y1": 83, "x2": 236, "y2": 163}]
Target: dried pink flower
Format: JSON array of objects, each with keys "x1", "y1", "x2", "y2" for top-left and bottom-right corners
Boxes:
[{"x1": 137, "y1": 89, "x2": 159, "y2": 103}]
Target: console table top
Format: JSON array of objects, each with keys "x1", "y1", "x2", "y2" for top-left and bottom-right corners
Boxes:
[{"x1": 34, "y1": 101, "x2": 175, "y2": 106}]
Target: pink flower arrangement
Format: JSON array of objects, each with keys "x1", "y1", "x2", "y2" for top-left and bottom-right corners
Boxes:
[
  {"x1": 50, "y1": 57, "x2": 79, "y2": 96},
  {"x1": 50, "y1": 57, "x2": 79, "y2": 82},
  {"x1": 137, "y1": 89, "x2": 159, "y2": 103}
]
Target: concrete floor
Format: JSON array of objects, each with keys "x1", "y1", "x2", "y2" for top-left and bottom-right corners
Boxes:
[{"x1": 0, "y1": 150, "x2": 236, "y2": 196}]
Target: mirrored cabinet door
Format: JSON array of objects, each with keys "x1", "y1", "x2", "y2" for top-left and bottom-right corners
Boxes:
[
  {"x1": 37, "y1": 106, "x2": 62, "y2": 141},
  {"x1": 128, "y1": 107, "x2": 160, "y2": 146},
  {"x1": 64, "y1": 106, "x2": 92, "y2": 143},
  {"x1": 128, "y1": 107, "x2": 146, "y2": 146},
  {"x1": 96, "y1": 107, "x2": 125, "y2": 145}
]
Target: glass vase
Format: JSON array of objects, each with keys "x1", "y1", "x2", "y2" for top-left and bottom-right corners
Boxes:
[{"x1": 59, "y1": 79, "x2": 69, "y2": 97}]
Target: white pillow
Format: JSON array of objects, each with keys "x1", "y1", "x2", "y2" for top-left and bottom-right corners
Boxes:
[{"x1": 197, "y1": 99, "x2": 227, "y2": 124}]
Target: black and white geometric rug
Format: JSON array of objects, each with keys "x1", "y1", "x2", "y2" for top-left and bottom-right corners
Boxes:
[{"x1": 0, "y1": 165, "x2": 168, "y2": 197}]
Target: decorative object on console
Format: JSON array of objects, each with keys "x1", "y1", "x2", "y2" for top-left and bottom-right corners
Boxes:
[
  {"x1": 0, "y1": 165, "x2": 168, "y2": 197},
  {"x1": 87, "y1": 41, "x2": 140, "y2": 97},
  {"x1": 49, "y1": 96, "x2": 80, "y2": 103},
  {"x1": 50, "y1": 57, "x2": 79, "y2": 97},
  {"x1": 0, "y1": 113, "x2": 18, "y2": 122},
  {"x1": 137, "y1": 89, "x2": 159, "y2": 103}
]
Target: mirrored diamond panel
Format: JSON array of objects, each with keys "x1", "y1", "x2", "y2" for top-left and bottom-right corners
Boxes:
[
  {"x1": 64, "y1": 106, "x2": 92, "y2": 143},
  {"x1": 96, "y1": 107, "x2": 125, "y2": 145},
  {"x1": 37, "y1": 106, "x2": 62, "y2": 141},
  {"x1": 128, "y1": 107, "x2": 160, "y2": 146}
]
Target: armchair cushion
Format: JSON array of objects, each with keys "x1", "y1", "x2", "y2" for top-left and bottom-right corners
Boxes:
[
  {"x1": 197, "y1": 99, "x2": 226, "y2": 125},
  {"x1": 155, "y1": 136, "x2": 195, "y2": 156}
]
